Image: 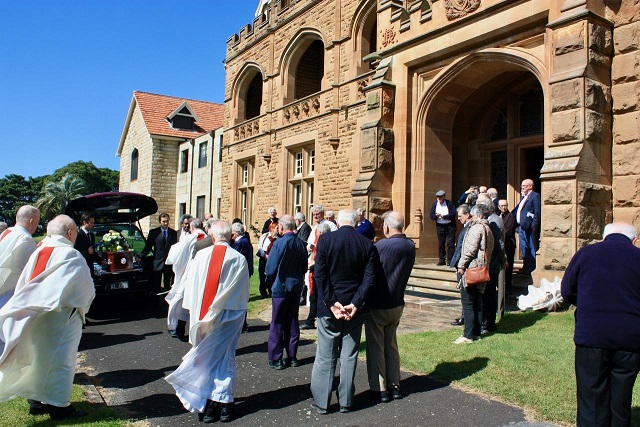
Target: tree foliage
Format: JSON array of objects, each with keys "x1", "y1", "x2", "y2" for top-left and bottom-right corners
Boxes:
[
  {"x1": 46, "y1": 161, "x2": 119, "y2": 194},
  {"x1": 36, "y1": 174, "x2": 87, "y2": 220},
  {"x1": 0, "y1": 174, "x2": 42, "y2": 225}
]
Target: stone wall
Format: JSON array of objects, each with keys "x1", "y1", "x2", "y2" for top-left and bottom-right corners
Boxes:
[{"x1": 609, "y1": 2, "x2": 640, "y2": 228}]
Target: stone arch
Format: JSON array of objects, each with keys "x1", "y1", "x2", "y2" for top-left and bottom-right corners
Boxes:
[
  {"x1": 349, "y1": 0, "x2": 377, "y2": 76},
  {"x1": 231, "y1": 61, "x2": 265, "y2": 124},
  {"x1": 409, "y1": 48, "x2": 548, "y2": 252},
  {"x1": 278, "y1": 28, "x2": 327, "y2": 105}
]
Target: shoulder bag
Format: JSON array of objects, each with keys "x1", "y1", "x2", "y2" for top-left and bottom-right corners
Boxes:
[{"x1": 465, "y1": 223, "x2": 490, "y2": 285}]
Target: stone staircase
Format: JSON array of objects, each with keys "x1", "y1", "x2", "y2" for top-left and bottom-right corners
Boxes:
[{"x1": 405, "y1": 258, "x2": 530, "y2": 316}]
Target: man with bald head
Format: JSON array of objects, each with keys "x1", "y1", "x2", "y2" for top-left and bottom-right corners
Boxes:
[
  {"x1": 514, "y1": 178, "x2": 540, "y2": 274},
  {"x1": 562, "y1": 222, "x2": 640, "y2": 426},
  {"x1": 0, "y1": 214, "x2": 94, "y2": 419},
  {"x1": 365, "y1": 211, "x2": 415, "y2": 403},
  {"x1": 0, "y1": 205, "x2": 40, "y2": 309},
  {"x1": 166, "y1": 221, "x2": 249, "y2": 423}
]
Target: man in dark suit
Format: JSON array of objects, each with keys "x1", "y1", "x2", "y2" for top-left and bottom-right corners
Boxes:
[
  {"x1": 449, "y1": 204, "x2": 471, "y2": 327},
  {"x1": 73, "y1": 212, "x2": 101, "y2": 277},
  {"x1": 498, "y1": 200, "x2": 516, "y2": 294},
  {"x1": 429, "y1": 190, "x2": 456, "y2": 266},
  {"x1": 293, "y1": 212, "x2": 311, "y2": 243},
  {"x1": 139, "y1": 213, "x2": 177, "y2": 295},
  {"x1": 514, "y1": 179, "x2": 541, "y2": 274},
  {"x1": 561, "y1": 222, "x2": 640, "y2": 426},
  {"x1": 310, "y1": 209, "x2": 378, "y2": 414},
  {"x1": 261, "y1": 207, "x2": 278, "y2": 234}
]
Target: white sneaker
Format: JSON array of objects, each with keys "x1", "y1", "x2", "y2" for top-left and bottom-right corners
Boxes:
[{"x1": 452, "y1": 336, "x2": 473, "y2": 344}]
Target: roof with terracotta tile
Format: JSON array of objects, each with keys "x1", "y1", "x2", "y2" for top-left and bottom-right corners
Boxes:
[
  {"x1": 117, "y1": 91, "x2": 224, "y2": 156},
  {"x1": 134, "y1": 91, "x2": 224, "y2": 138}
]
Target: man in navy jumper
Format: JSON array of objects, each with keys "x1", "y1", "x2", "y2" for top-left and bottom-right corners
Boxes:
[
  {"x1": 365, "y1": 211, "x2": 415, "y2": 403},
  {"x1": 561, "y1": 222, "x2": 640, "y2": 426}
]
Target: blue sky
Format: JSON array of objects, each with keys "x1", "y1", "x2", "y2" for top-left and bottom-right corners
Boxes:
[{"x1": 0, "y1": 1, "x2": 258, "y2": 179}]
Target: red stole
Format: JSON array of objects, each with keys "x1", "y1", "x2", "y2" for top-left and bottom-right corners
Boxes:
[
  {"x1": 197, "y1": 233, "x2": 206, "y2": 241},
  {"x1": 0, "y1": 229, "x2": 12, "y2": 242},
  {"x1": 30, "y1": 246, "x2": 55, "y2": 281},
  {"x1": 199, "y1": 245, "x2": 227, "y2": 321},
  {"x1": 308, "y1": 229, "x2": 320, "y2": 294}
]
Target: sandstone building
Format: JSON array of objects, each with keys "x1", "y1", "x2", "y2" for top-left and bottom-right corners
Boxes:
[
  {"x1": 117, "y1": 91, "x2": 224, "y2": 233},
  {"x1": 221, "y1": 0, "x2": 640, "y2": 280}
]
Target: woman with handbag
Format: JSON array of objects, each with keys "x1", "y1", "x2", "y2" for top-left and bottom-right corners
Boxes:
[{"x1": 454, "y1": 203, "x2": 494, "y2": 344}]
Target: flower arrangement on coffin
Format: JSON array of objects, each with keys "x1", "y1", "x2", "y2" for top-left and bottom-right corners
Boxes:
[{"x1": 97, "y1": 230, "x2": 130, "y2": 253}]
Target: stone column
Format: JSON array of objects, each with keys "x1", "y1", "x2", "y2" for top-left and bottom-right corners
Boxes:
[
  {"x1": 352, "y1": 58, "x2": 395, "y2": 231},
  {"x1": 541, "y1": 1, "x2": 613, "y2": 273}
]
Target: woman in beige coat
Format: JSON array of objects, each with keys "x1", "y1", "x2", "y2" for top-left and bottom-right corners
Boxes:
[{"x1": 454, "y1": 203, "x2": 494, "y2": 344}]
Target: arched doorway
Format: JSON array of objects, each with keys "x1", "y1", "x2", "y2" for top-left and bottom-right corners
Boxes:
[{"x1": 411, "y1": 49, "x2": 548, "y2": 258}]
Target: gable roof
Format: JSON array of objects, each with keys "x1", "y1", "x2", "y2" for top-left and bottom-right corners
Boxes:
[{"x1": 117, "y1": 91, "x2": 224, "y2": 156}]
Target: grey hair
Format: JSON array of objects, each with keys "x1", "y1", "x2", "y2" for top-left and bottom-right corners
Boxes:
[
  {"x1": 475, "y1": 201, "x2": 494, "y2": 218},
  {"x1": 0, "y1": 222, "x2": 7, "y2": 232},
  {"x1": 312, "y1": 205, "x2": 324, "y2": 214},
  {"x1": 205, "y1": 218, "x2": 217, "y2": 230},
  {"x1": 189, "y1": 217, "x2": 203, "y2": 230},
  {"x1": 279, "y1": 215, "x2": 296, "y2": 231},
  {"x1": 294, "y1": 212, "x2": 305, "y2": 222},
  {"x1": 603, "y1": 222, "x2": 638, "y2": 241},
  {"x1": 47, "y1": 214, "x2": 75, "y2": 237},
  {"x1": 470, "y1": 205, "x2": 479, "y2": 217},
  {"x1": 356, "y1": 207, "x2": 365, "y2": 216},
  {"x1": 16, "y1": 205, "x2": 39, "y2": 225},
  {"x1": 231, "y1": 222, "x2": 245, "y2": 235},
  {"x1": 317, "y1": 221, "x2": 332, "y2": 234},
  {"x1": 267, "y1": 207, "x2": 276, "y2": 214},
  {"x1": 211, "y1": 220, "x2": 232, "y2": 242},
  {"x1": 384, "y1": 211, "x2": 404, "y2": 230},
  {"x1": 326, "y1": 210, "x2": 335, "y2": 219},
  {"x1": 457, "y1": 204, "x2": 470, "y2": 215},
  {"x1": 487, "y1": 188, "x2": 498, "y2": 198},
  {"x1": 337, "y1": 209, "x2": 357, "y2": 227}
]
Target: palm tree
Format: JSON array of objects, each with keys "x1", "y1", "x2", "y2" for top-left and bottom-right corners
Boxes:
[{"x1": 37, "y1": 174, "x2": 86, "y2": 220}]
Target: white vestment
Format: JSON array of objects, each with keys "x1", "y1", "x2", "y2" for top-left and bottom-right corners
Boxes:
[
  {"x1": 166, "y1": 242, "x2": 249, "y2": 412},
  {"x1": 0, "y1": 235, "x2": 94, "y2": 406},
  {"x1": 165, "y1": 230, "x2": 205, "y2": 330},
  {"x1": 0, "y1": 225, "x2": 36, "y2": 308}
]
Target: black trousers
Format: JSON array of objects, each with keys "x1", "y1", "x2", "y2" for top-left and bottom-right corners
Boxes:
[
  {"x1": 575, "y1": 345, "x2": 640, "y2": 427},
  {"x1": 258, "y1": 257, "x2": 271, "y2": 298},
  {"x1": 436, "y1": 223, "x2": 456, "y2": 264},
  {"x1": 304, "y1": 286, "x2": 318, "y2": 326},
  {"x1": 482, "y1": 269, "x2": 499, "y2": 331},
  {"x1": 152, "y1": 265, "x2": 174, "y2": 293},
  {"x1": 505, "y1": 240, "x2": 516, "y2": 291}
]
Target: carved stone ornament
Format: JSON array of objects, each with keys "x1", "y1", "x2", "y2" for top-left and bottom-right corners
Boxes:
[
  {"x1": 445, "y1": 0, "x2": 481, "y2": 20},
  {"x1": 381, "y1": 28, "x2": 396, "y2": 48}
]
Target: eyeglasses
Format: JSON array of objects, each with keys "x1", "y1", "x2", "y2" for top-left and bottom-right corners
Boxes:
[{"x1": 498, "y1": 205, "x2": 508, "y2": 208}]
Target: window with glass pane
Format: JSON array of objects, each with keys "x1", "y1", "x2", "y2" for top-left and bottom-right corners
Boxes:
[
  {"x1": 241, "y1": 191, "x2": 248, "y2": 225},
  {"x1": 308, "y1": 182, "x2": 314, "y2": 219},
  {"x1": 309, "y1": 149, "x2": 315, "y2": 174},
  {"x1": 243, "y1": 164, "x2": 249, "y2": 185},
  {"x1": 198, "y1": 142, "x2": 208, "y2": 168},
  {"x1": 180, "y1": 149, "x2": 189, "y2": 173},
  {"x1": 294, "y1": 184, "x2": 302, "y2": 213},
  {"x1": 288, "y1": 143, "x2": 315, "y2": 216},
  {"x1": 295, "y1": 151, "x2": 303, "y2": 176}
]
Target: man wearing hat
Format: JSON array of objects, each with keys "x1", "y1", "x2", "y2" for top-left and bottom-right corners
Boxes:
[{"x1": 429, "y1": 190, "x2": 456, "y2": 266}]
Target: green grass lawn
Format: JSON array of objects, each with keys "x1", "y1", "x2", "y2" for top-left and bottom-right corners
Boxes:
[{"x1": 396, "y1": 310, "x2": 640, "y2": 426}]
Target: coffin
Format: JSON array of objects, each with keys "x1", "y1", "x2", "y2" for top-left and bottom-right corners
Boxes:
[{"x1": 105, "y1": 251, "x2": 134, "y2": 272}]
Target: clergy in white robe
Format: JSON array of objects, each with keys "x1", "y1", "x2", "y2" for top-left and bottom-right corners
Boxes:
[
  {"x1": 0, "y1": 205, "x2": 39, "y2": 309},
  {"x1": 0, "y1": 215, "x2": 94, "y2": 418},
  {"x1": 165, "y1": 219, "x2": 207, "y2": 335},
  {"x1": 166, "y1": 221, "x2": 249, "y2": 421}
]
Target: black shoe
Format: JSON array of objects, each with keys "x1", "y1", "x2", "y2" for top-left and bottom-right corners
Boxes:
[
  {"x1": 437, "y1": 260, "x2": 446, "y2": 266},
  {"x1": 380, "y1": 391, "x2": 391, "y2": 403},
  {"x1": 310, "y1": 401, "x2": 328, "y2": 415},
  {"x1": 27, "y1": 400, "x2": 48, "y2": 415},
  {"x1": 450, "y1": 318, "x2": 464, "y2": 326},
  {"x1": 340, "y1": 406, "x2": 351, "y2": 413},
  {"x1": 48, "y1": 405, "x2": 88, "y2": 420},
  {"x1": 168, "y1": 329, "x2": 179, "y2": 338},
  {"x1": 268, "y1": 359, "x2": 285, "y2": 370},
  {"x1": 242, "y1": 323, "x2": 250, "y2": 333},
  {"x1": 300, "y1": 323, "x2": 315, "y2": 330},
  {"x1": 390, "y1": 387, "x2": 404, "y2": 400},
  {"x1": 203, "y1": 400, "x2": 220, "y2": 423},
  {"x1": 286, "y1": 357, "x2": 300, "y2": 367},
  {"x1": 220, "y1": 404, "x2": 236, "y2": 422}
]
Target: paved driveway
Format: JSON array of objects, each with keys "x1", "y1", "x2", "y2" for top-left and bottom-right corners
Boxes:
[{"x1": 78, "y1": 298, "x2": 537, "y2": 427}]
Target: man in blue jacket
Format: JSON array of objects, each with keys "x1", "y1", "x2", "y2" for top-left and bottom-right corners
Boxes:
[
  {"x1": 514, "y1": 179, "x2": 540, "y2": 274},
  {"x1": 265, "y1": 215, "x2": 308, "y2": 370},
  {"x1": 561, "y1": 222, "x2": 640, "y2": 426}
]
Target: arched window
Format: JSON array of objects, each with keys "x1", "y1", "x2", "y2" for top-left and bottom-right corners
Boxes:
[
  {"x1": 245, "y1": 73, "x2": 263, "y2": 120},
  {"x1": 295, "y1": 40, "x2": 324, "y2": 99},
  {"x1": 350, "y1": 0, "x2": 378, "y2": 77},
  {"x1": 130, "y1": 149, "x2": 139, "y2": 181}
]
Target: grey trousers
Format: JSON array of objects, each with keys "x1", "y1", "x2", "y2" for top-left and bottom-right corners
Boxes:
[
  {"x1": 364, "y1": 306, "x2": 403, "y2": 392},
  {"x1": 310, "y1": 312, "x2": 367, "y2": 409}
]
